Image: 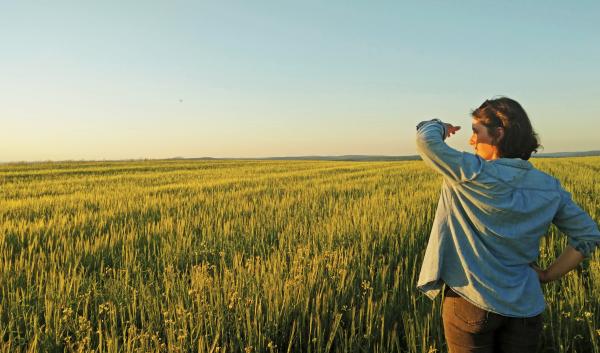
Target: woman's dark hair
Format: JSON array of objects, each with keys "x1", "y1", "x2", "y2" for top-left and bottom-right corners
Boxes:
[{"x1": 471, "y1": 97, "x2": 541, "y2": 160}]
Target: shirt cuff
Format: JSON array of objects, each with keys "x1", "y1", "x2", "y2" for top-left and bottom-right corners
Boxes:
[{"x1": 416, "y1": 119, "x2": 447, "y2": 140}]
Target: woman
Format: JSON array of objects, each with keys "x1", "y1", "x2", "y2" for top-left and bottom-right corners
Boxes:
[{"x1": 415, "y1": 97, "x2": 600, "y2": 353}]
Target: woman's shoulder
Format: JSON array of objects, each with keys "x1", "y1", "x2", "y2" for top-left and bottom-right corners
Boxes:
[
  {"x1": 475, "y1": 158, "x2": 561, "y2": 192},
  {"x1": 522, "y1": 165, "x2": 562, "y2": 191}
]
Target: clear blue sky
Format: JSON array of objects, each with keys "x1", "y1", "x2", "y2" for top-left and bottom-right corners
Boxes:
[{"x1": 1, "y1": 1, "x2": 599, "y2": 161}]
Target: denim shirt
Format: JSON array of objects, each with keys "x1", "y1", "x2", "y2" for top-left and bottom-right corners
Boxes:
[{"x1": 415, "y1": 120, "x2": 600, "y2": 317}]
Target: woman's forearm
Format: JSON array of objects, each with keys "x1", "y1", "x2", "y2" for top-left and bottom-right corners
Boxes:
[{"x1": 541, "y1": 245, "x2": 585, "y2": 283}]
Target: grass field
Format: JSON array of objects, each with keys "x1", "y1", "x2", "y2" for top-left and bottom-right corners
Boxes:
[{"x1": 1, "y1": 157, "x2": 599, "y2": 353}]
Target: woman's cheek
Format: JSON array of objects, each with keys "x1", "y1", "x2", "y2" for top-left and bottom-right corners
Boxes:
[{"x1": 469, "y1": 135, "x2": 476, "y2": 146}]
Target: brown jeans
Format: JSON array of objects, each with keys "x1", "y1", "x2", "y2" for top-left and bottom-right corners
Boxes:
[{"x1": 442, "y1": 287, "x2": 543, "y2": 353}]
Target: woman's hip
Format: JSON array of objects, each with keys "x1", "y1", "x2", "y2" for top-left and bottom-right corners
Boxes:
[{"x1": 442, "y1": 286, "x2": 543, "y2": 353}]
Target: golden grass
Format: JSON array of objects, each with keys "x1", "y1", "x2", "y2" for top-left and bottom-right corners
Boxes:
[{"x1": 0, "y1": 157, "x2": 598, "y2": 352}]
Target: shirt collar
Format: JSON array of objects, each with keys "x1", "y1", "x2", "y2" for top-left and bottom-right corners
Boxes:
[{"x1": 491, "y1": 158, "x2": 533, "y2": 169}]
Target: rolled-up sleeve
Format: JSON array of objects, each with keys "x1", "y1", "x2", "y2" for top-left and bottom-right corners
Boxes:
[
  {"x1": 416, "y1": 119, "x2": 484, "y2": 183},
  {"x1": 552, "y1": 186, "x2": 600, "y2": 258}
]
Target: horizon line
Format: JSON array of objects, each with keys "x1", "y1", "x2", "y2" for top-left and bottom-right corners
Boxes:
[{"x1": 2, "y1": 150, "x2": 600, "y2": 165}]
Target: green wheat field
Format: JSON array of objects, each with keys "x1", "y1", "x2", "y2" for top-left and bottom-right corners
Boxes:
[{"x1": 1, "y1": 157, "x2": 599, "y2": 353}]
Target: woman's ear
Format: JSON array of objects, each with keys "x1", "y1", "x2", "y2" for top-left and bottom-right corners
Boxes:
[{"x1": 494, "y1": 127, "x2": 505, "y2": 144}]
